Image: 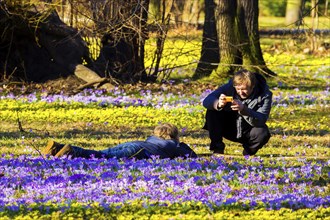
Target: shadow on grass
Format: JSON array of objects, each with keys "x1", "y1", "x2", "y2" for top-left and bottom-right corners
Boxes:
[
  {"x1": 270, "y1": 129, "x2": 329, "y2": 136},
  {"x1": 185, "y1": 129, "x2": 329, "y2": 138},
  {"x1": 0, "y1": 132, "x2": 23, "y2": 139},
  {"x1": 61, "y1": 129, "x2": 150, "y2": 139},
  {"x1": 198, "y1": 153, "x2": 330, "y2": 159},
  {"x1": 0, "y1": 127, "x2": 153, "y2": 140}
]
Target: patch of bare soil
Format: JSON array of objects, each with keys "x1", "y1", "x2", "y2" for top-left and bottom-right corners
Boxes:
[
  {"x1": 1, "y1": 75, "x2": 84, "y2": 95},
  {"x1": 1, "y1": 76, "x2": 218, "y2": 96}
]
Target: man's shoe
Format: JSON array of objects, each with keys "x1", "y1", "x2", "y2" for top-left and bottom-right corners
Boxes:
[
  {"x1": 243, "y1": 147, "x2": 258, "y2": 156},
  {"x1": 42, "y1": 140, "x2": 64, "y2": 156},
  {"x1": 243, "y1": 149, "x2": 249, "y2": 156},
  {"x1": 210, "y1": 142, "x2": 225, "y2": 154},
  {"x1": 55, "y1": 144, "x2": 74, "y2": 158},
  {"x1": 243, "y1": 149, "x2": 257, "y2": 156},
  {"x1": 213, "y1": 148, "x2": 225, "y2": 154}
]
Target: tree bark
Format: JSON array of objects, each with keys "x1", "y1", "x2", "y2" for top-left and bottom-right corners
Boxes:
[
  {"x1": 93, "y1": 0, "x2": 151, "y2": 83},
  {"x1": 0, "y1": 3, "x2": 90, "y2": 82},
  {"x1": 149, "y1": 0, "x2": 161, "y2": 21},
  {"x1": 237, "y1": 0, "x2": 276, "y2": 76},
  {"x1": 212, "y1": 0, "x2": 239, "y2": 78},
  {"x1": 193, "y1": 0, "x2": 219, "y2": 79},
  {"x1": 171, "y1": 0, "x2": 202, "y2": 27},
  {"x1": 285, "y1": 0, "x2": 304, "y2": 25},
  {"x1": 196, "y1": 0, "x2": 276, "y2": 79}
]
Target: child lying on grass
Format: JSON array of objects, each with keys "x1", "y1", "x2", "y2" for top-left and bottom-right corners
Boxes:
[{"x1": 42, "y1": 123, "x2": 197, "y2": 159}]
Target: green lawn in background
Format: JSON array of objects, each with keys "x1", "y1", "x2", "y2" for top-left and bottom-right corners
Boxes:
[{"x1": 259, "y1": 16, "x2": 330, "y2": 29}]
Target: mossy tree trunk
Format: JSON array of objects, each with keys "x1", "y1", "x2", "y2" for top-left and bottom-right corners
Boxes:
[
  {"x1": 0, "y1": 2, "x2": 90, "y2": 82},
  {"x1": 211, "y1": 0, "x2": 240, "y2": 78},
  {"x1": 193, "y1": 0, "x2": 219, "y2": 79},
  {"x1": 196, "y1": 0, "x2": 276, "y2": 79},
  {"x1": 237, "y1": 0, "x2": 276, "y2": 76}
]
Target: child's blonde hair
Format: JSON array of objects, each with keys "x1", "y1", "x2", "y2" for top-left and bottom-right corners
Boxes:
[{"x1": 153, "y1": 123, "x2": 179, "y2": 142}]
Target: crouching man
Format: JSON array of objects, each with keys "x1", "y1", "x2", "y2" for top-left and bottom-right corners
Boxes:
[{"x1": 202, "y1": 69, "x2": 272, "y2": 156}]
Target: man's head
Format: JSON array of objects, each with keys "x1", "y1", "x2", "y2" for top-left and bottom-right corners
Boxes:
[
  {"x1": 154, "y1": 123, "x2": 179, "y2": 142},
  {"x1": 233, "y1": 69, "x2": 256, "y2": 99}
]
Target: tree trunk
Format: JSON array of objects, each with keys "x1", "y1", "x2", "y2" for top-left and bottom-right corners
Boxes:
[
  {"x1": 196, "y1": 0, "x2": 276, "y2": 79},
  {"x1": 190, "y1": 0, "x2": 202, "y2": 27},
  {"x1": 193, "y1": 0, "x2": 219, "y2": 79},
  {"x1": 0, "y1": 3, "x2": 90, "y2": 82},
  {"x1": 285, "y1": 0, "x2": 303, "y2": 25},
  {"x1": 182, "y1": 0, "x2": 202, "y2": 27},
  {"x1": 171, "y1": 0, "x2": 202, "y2": 27},
  {"x1": 212, "y1": 0, "x2": 239, "y2": 78},
  {"x1": 237, "y1": 0, "x2": 276, "y2": 76},
  {"x1": 149, "y1": 0, "x2": 161, "y2": 21},
  {"x1": 93, "y1": 0, "x2": 151, "y2": 83}
]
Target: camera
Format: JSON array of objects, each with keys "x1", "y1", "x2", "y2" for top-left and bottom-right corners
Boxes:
[{"x1": 225, "y1": 96, "x2": 233, "y2": 102}]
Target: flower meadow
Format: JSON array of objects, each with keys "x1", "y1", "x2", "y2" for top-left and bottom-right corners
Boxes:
[
  {"x1": 1, "y1": 85, "x2": 329, "y2": 132},
  {"x1": 0, "y1": 78, "x2": 330, "y2": 219},
  {"x1": 0, "y1": 154, "x2": 329, "y2": 219}
]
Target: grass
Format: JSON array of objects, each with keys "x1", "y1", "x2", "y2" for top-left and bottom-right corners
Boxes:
[{"x1": 258, "y1": 16, "x2": 330, "y2": 29}]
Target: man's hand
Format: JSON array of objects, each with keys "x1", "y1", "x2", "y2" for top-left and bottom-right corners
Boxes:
[
  {"x1": 231, "y1": 99, "x2": 244, "y2": 112},
  {"x1": 217, "y1": 94, "x2": 230, "y2": 109}
]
